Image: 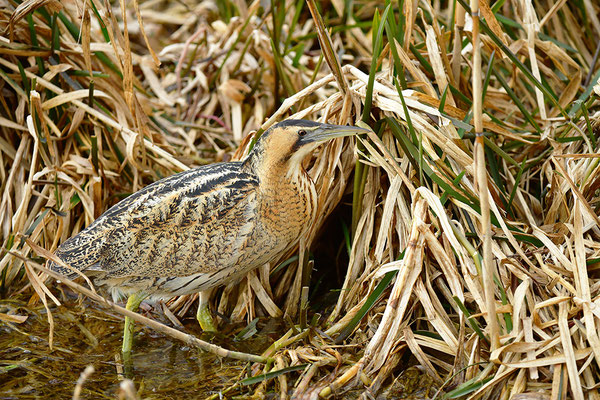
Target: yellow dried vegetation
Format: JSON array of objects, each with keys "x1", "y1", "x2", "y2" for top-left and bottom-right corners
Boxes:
[{"x1": 1, "y1": 0, "x2": 600, "y2": 398}]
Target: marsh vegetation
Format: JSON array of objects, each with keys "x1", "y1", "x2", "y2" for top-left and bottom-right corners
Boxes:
[{"x1": 1, "y1": 0, "x2": 599, "y2": 398}]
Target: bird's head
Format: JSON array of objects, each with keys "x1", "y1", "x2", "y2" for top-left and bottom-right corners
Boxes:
[{"x1": 247, "y1": 119, "x2": 369, "y2": 179}]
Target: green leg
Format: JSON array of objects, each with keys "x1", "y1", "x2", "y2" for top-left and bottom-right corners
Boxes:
[
  {"x1": 196, "y1": 290, "x2": 217, "y2": 332},
  {"x1": 122, "y1": 293, "x2": 146, "y2": 354}
]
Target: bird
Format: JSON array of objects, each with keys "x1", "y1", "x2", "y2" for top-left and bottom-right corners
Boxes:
[{"x1": 48, "y1": 119, "x2": 368, "y2": 353}]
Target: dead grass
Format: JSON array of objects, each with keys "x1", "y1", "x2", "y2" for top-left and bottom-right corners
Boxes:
[{"x1": 1, "y1": 0, "x2": 600, "y2": 398}]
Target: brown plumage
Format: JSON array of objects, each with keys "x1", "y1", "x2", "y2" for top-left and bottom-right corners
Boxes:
[{"x1": 48, "y1": 120, "x2": 367, "y2": 302}]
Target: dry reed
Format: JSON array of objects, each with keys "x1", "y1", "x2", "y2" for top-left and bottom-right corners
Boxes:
[{"x1": 1, "y1": 0, "x2": 599, "y2": 398}]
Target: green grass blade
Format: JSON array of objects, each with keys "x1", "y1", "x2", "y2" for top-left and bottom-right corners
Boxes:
[
  {"x1": 484, "y1": 146, "x2": 506, "y2": 201},
  {"x1": 439, "y1": 86, "x2": 449, "y2": 112},
  {"x1": 241, "y1": 364, "x2": 309, "y2": 386},
  {"x1": 443, "y1": 376, "x2": 494, "y2": 398},
  {"x1": 341, "y1": 219, "x2": 352, "y2": 257},
  {"x1": 569, "y1": 67, "x2": 600, "y2": 119},
  {"x1": 483, "y1": 137, "x2": 518, "y2": 167},
  {"x1": 234, "y1": 318, "x2": 259, "y2": 341},
  {"x1": 284, "y1": 0, "x2": 305, "y2": 52},
  {"x1": 87, "y1": 0, "x2": 110, "y2": 42},
  {"x1": 26, "y1": 14, "x2": 46, "y2": 75},
  {"x1": 270, "y1": 37, "x2": 296, "y2": 102},
  {"x1": 335, "y1": 270, "x2": 398, "y2": 344},
  {"x1": 393, "y1": 78, "x2": 423, "y2": 182},
  {"x1": 491, "y1": 65, "x2": 541, "y2": 133},
  {"x1": 384, "y1": 5, "x2": 407, "y2": 89},
  {"x1": 452, "y1": 296, "x2": 490, "y2": 345},
  {"x1": 506, "y1": 158, "x2": 526, "y2": 217},
  {"x1": 481, "y1": 51, "x2": 495, "y2": 101},
  {"x1": 362, "y1": 4, "x2": 392, "y2": 123},
  {"x1": 17, "y1": 61, "x2": 30, "y2": 94},
  {"x1": 581, "y1": 102, "x2": 596, "y2": 148}
]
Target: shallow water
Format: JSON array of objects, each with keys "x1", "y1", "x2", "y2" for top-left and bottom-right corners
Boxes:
[
  {"x1": 1, "y1": 296, "x2": 438, "y2": 399},
  {"x1": 0, "y1": 297, "x2": 278, "y2": 399}
]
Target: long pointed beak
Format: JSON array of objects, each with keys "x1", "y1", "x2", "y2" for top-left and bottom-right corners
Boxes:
[{"x1": 301, "y1": 123, "x2": 370, "y2": 143}]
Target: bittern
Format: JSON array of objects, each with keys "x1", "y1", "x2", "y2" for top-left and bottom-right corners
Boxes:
[{"x1": 48, "y1": 119, "x2": 367, "y2": 352}]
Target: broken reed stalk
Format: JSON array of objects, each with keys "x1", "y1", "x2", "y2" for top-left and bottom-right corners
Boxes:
[
  {"x1": 305, "y1": 0, "x2": 349, "y2": 96},
  {"x1": 470, "y1": 0, "x2": 499, "y2": 352},
  {"x1": 24, "y1": 240, "x2": 267, "y2": 364},
  {"x1": 452, "y1": 3, "x2": 466, "y2": 87}
]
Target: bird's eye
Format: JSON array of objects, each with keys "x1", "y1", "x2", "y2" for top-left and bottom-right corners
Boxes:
[{"x1": 298, "y1": 129, "x2": 307, "y2": 136}]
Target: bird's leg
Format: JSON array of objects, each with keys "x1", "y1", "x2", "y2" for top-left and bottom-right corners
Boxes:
[
  {"x1": 196, "y1": 290, "x2": 217, "y2": 332},
  {"x1": 122, "y1": 292, "x2": 146, "y2": 353}
]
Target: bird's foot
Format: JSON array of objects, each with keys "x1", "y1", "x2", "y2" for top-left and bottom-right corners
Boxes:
[{"x1": 196, "y1": 301, "x2": 217, "y2": 332}]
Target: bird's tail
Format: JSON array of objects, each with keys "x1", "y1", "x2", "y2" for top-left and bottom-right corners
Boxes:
[
  {"x1": 47, "y1": 258, "x2": 80, "y2": 280},
  {"x1": 46, "y1": 231, "x2": 103, "y2": 280}
]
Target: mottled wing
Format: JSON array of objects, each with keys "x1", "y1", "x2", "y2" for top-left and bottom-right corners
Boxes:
[{"x1": 50, "y1": 162, "x2": 260, "y2": 279}]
